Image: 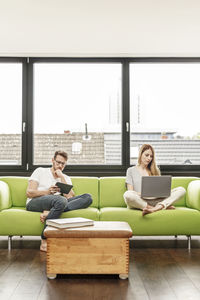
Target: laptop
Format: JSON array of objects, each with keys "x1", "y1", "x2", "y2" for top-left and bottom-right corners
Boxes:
[{"x1": 141, "y1": 176, "x2": 172, "y2": 198}]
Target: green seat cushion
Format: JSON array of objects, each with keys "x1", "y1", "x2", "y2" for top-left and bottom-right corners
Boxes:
[
  {"x1": 100, "y1": 207, "x2": 200, "y2": 235},
  {"x1": 0, "y1": 207, "x2": 99, "y2": 235},
  {"x1": 60, "y1": 207, "x2": 99, "y2": 220},
  {"x1": 0, "y1": 208, "x2": 44, "y2": 235}
]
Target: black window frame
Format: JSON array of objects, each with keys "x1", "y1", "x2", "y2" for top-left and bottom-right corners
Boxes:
[
  {"x1": 0, "y1": 57, "x2": 200, "y2": 177},
  {"x1": 128, "y1": 57, "x2": 200, "y2": 177},
  {"x1": 27, "y1": 57, "x2": 129, "y2": 176},
  {"x1": 0, "y1": 57, "x2": 27, "y2": 172}
]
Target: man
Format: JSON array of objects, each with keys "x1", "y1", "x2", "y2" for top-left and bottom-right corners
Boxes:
[{"x1": 26, "y1": 150, "x2": 92, "y2": 252}]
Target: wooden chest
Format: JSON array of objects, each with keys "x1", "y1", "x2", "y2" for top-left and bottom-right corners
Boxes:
[{"x1": 44, "y1": 221, "x2": 132, "y2": 279}]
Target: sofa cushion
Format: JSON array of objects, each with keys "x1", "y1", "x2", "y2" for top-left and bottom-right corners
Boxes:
[
  {"x1": 99, "y1": 207, "x2": 200, "y2": 235},
  {"x1": 99, "y1": 176, "x2": 199, "y2": 208},
  {"x1": 186, "y1": 180, "x2": 200, "y2": 210},
  {"x1": 60, "y1": 207, "x2": 99, "y2": 220},
  {"x1": 171, "y1": 177, "x2": 199, "y2": 206},
  {"x1": 0, "y1": 180, "x2": 12, "y2": 210},
  {"x1": 99, "y1": 177, "x2": 126, "y2": 208},
  {"x1": 0, "y1": 177, "x2": 28, "y2": 207},
  {"x1": 0, "y1": 207, "x2": 99, "y2": 235},
  {"x1": 71, "y1": 177, "x2": 99, "y2": 208},
  {"x1": 0, "y1": 176, "x2": 99, "y2": 208}
]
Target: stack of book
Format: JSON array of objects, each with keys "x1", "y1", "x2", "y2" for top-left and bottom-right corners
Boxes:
[{"x1": 46, "y1": 217, "x2": 94, "y2": 229}]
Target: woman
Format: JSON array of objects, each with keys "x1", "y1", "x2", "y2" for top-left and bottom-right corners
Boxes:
[{"x1": 123, "y1": 144, "x2": 186, "y2": 216}]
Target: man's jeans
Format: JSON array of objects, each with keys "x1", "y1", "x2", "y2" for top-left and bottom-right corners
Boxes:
[{"x1": 26, "y1": 193, "x2": 92, "y2": 239}]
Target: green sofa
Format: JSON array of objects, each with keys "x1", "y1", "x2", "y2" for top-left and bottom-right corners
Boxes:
[{"x1": 1, "y1": 176, "x2": 200, "y2": 250}]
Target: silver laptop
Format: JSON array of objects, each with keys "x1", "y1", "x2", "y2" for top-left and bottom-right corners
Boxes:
[{"x1": 141, "y1": 176, "x2": 172, "y2": 198}]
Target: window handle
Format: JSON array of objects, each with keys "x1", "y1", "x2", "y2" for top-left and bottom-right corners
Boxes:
[
  {"x1": 126, "y1": 122, "x2": 129, "y2": 132},
  {"x1": 22, "y1": 122, "x2": 26, "y2": 132}
]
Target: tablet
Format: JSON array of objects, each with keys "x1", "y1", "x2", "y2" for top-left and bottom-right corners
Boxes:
[{"x1": 55, "y1": 182, "x2": 73, "y2": 194}]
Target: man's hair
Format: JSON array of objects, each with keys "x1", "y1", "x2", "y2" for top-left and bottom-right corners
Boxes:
[{"x1": 54, "y1": 150, "x2": 68, "y2": 161}]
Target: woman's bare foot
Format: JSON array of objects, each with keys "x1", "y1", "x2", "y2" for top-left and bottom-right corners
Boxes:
[
  {"x1": 142, "y1": 204, "x2": 164, "y2": 216},
  {"x1": 142, "y1": 207, "x2": 154, "y2": 216},
  {"x1": 40, "y1": 210, "x2": 49, "y2": 223},
  {"x1": 40, "y1": 239, "x2": 47, "y2": 252},
  {"x1": 166, "y1": 205, "x2": 175, "y2": 209},
  {"x1": 142, "y1": 204, "x2": 154, "y2": 216}
]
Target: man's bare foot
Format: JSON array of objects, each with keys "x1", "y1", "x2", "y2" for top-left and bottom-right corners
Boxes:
[
  {"x1": 166, "y1": 205, "x2": 175, "y2": 210},
  {"x1": 40, "y1": 239, "x2": 47, "y2": 252},
  {"x1": 40, "y1": 210, "x2": 49, "y2": 223}
]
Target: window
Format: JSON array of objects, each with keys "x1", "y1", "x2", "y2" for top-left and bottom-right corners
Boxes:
[
  {"x1": 0, "y1": 63, "x2": 22, "y2": 166},
  {"x1": 1, "y1": 58, "x2": 200, "y2": 176},
  {"x1": 33, "y1": 63, "x2": 122, "y2": 165},
  {"x1": 130, "y1": 63, "x2": 200, "y2": 165}
]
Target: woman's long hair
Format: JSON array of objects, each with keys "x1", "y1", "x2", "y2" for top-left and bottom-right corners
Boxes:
[{"x1": 138, "y1": 144, "x2": 160, "y2": 176}]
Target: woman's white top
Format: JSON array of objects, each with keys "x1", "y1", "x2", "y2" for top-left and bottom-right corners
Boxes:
[{"x1": 125, "y1": 166, "x2": 142, "y2": 193}]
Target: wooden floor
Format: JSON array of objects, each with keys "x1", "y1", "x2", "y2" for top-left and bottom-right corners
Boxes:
[{"x1": 1, "y1": 236, "x2": 200, "y2": 300}]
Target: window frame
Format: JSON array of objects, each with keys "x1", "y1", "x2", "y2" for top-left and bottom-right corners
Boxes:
[
  {"x1": 27, "y1": 57, "x2": 129, "y2": 175},
  {"x1": 128, "y1": 57, "x2": 200, "y2": 177},
  {"x1": 0, "y1": 57, "x2": 200, "y2": 177},
  {"x1": 0, "y1": 57, "x2": 27, "y2": 172}
]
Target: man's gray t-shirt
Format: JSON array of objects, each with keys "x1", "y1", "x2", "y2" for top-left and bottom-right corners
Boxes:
[{"x1": 125, "y1": 166, "x2": 142, "y2": 193}]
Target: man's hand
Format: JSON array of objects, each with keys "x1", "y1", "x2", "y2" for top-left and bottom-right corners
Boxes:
[
  {"x1": 54, "y1": 169, "x2": 64, "y2": 178},
  {"x1": 48, "y1": 185, "x2": 60, "y2": 195},
  {"x1": 26, "y1": 181, "x2": 60, "y2": 198}
]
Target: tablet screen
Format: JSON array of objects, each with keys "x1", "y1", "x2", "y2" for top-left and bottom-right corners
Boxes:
[{"x1": 56, "y1": 182, "x2": 73, "y2": 194}]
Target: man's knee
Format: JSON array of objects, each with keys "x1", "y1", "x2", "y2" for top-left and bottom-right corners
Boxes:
[
  {"x1": 82, "y1": 193, "x2": 93, "y2": 206},
  {"x1": 54, "y1": 196, "x2": 67, "y2": 210}
]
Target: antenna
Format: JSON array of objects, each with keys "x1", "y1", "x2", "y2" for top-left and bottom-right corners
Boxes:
[{"x1": 83, "y1": 123, "x2": 91, "y2": 141}]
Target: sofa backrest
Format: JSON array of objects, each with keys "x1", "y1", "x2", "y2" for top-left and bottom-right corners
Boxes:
[
  {"x1": 99, "y1": 176, "x2": 200, "y2": 208},
  {"x1": 0, "y1": 175, "x2": 199, "y2": 208},
  {"x1": 70, "y1": 177, "x2": 98, "y2": 208},
  {"x1": 0, "y1": 176, "x2": 99, "y2": 208},
  {"x1": 99, "y1": 177, "x2": 126, "y2": 208}
]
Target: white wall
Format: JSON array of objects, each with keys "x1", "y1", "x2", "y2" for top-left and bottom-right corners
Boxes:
[{"x1": 0, "y1": 0, "x2": 200, "y2": 57}]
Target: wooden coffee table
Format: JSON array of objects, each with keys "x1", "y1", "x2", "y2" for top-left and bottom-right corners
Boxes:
[{"x1": 44, "y1": 221, "x2": 133, "y2": 279}]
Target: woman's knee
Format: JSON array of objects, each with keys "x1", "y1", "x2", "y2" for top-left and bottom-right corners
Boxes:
[
  {"x1": 123, "y1": 191, "x2": 135, "y2": 207},
  {"x1": 177, "y1": 186, "x2": 186, "y2": 196},
  {"x1": 123, "y1": 190, "x2": 134, "y2": 201},
  {"x1": 173, "y1": 186, "x2": 186, "y2": 197}
]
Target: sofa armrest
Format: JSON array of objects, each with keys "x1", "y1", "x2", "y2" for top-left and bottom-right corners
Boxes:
[
  {"x1": 0, "y1": 181, "x2": 11, "y2": 211},
  {"x1": 186, "y1": 180, "x2": 200, "y2": 210}
]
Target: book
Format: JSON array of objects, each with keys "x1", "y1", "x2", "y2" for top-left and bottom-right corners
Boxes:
[
  {"x1": 55, "y1": 182, "x2": 73, "y2": 194},
  {"x1": 46, "y1": 217, "x2": 94, "y2": 229}
]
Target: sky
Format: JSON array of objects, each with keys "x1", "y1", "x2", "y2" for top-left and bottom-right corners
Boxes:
[
  {"x1": 1, "y1": 62, "x2": 200, "y2": 137},
  {"x1": 130, "y1": 63, "x2": 200, "y2": 137}
]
